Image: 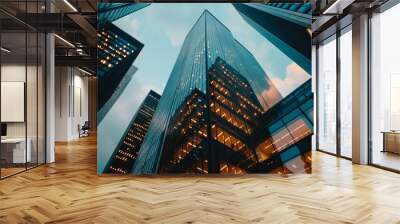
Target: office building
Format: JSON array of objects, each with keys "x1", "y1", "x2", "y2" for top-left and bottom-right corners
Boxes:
[
  {"x1": 249, "y1": 79, "x2": 313, "y2": 174},
  {"x1": 97, "y1": 21, "x2": 144, "y2": 123},
  {"x1": 233, "y1": 3, "x2": 312, "y2": 74},
  {"x1": 159, "y1": 57, "x2": 264, "y2": 174},
  {"x1": 103, "y1": 90, "x2": 160, "y2": 174},
  {"x1": 97, "y1": 3, "x2": 150, "y2": 28},
  {"x1": 133, "y1": 10, "x2": 282, "y2": 174},
  {"x1": 158, "y1": 57, "x2": 313, "y2": 174}
]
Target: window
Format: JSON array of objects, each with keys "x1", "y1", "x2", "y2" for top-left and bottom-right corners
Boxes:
[
  {"x1": 339, "y1": 28, "x2": 352, "y2": 158},
  {"x1": 370, "y1": 4, "x2": 400, "y2": 171},
  {"x1": 317, "y1": 36, "x2": 337, "y2": 154}
]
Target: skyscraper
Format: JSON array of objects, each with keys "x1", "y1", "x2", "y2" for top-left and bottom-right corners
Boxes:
[
  {"x1": 233, "y1": 3, "x2": 312, "y2": 74},
  {"x1": 158, "y1": 57, "x2": 264, "y2": 174},
  {"x1": 250, "y1": 79, "x2": 313, "y2": 174},
  {"x1": 97, "y1": 3, "x2": 150, "y2": 28},
  {"x1": 97, "y1": 22, "x2": 144, "y2": 123},
  {"x1": 152, "y1": 57, "x2": 313, "y2": 175},
  {"x1": 103, "y1": 90, "x2": 160, "y2": 174},
  {"x1": 133, "y1": 10, "x2": 282, "y2": 174}
]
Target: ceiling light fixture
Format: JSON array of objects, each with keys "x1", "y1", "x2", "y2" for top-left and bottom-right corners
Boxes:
[
  {"x1": 63, "y1": 0, "x2": 78, "y2": 12},
  {"x1": 322, "y1": 0, "x2": 342, "y2": 15},
  {"x1": 54, "y1": 34, "x2": 75, "y2": 48},
  {"x1": 78, "y1": 67, "x2": 93, "y2": 76},
  {"x1": 322, "y1": 0, "x2": 354, "y2": 15},
  {"x1": 1, "y1": 47, "x2": 11, "y2": 53}
]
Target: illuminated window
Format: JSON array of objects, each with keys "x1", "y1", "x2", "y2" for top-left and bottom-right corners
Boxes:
[
  {"x1": 256, "y1": 137, "x2": 275, "y2": 162},
  {"x1": 286, "y1": 119, "x2": 311, "y2": 142},
  {"x1": 220, "y1": 161, "x2": 246, "y2": 174},
  {"x1": 212, "y1": 125, "x2": 255, "y2": 161},
  {"x1": 269, "y1": 121, "x2": 295, "y2": 152}
]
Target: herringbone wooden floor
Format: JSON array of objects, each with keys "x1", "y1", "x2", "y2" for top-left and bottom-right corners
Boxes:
[{"x1": 1, "y1": 135, "x2": 400, "y2": 224}]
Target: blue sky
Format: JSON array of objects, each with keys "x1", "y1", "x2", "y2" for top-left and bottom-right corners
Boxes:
[{"x1": 98, "y1": 3, "x2": 311, "y2": 172}]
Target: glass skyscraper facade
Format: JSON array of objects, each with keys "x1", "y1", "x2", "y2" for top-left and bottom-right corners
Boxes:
[
  {"x1": 233, "y1": 3, "x2": 312, "y2": 74},
  {"x1": 97, "y1": 3, "x2": 148, "y2": 123},
  {"x1": 263, "y1": 3, "x2": 312, "y2": 14},
  {"x1": 97, "y1": 22, "x2": 144, "y2": 123},
  {"x1": 158, "y1": 57, "x2": 265, "y2": 174},
  {"x1": 250, "y1": 79, "x2": 313, "y2": 174},
  {"x1": 97, "y1": 3, "x2": 150, "y2": 28},
  {"x1": 103, "y1": 90, "x2": 160, "y2": 174},
  {"x1": 133, "y1": 10, "x2": 282, "y2": 174}
]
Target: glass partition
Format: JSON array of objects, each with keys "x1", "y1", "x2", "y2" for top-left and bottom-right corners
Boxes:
[
  {"x1": 0, "y1": 30, "x2": 28, "y2": 177},
  {"x1": 0, "y1": 1, "x2": 46, "y2": 179}
]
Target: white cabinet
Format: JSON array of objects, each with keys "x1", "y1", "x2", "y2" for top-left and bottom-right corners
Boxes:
[{"x1": 1, "y1": 138, "x2": 32, "y2": 163}]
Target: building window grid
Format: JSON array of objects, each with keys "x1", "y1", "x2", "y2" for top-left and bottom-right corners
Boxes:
[
  {"x1": 210, "y1": 90, "x2": 256, "y2": 124},
  {"x1": 210, "y1": 101, "x2": 252, "y2": 134},
  {"x1": 97, "y1": 30, "x2": 137, "y2": 75},
  {"x1": 256, "y1": 112, "x2": 312, "y2": 162},
  {"x1": 133, "y1": 12, "x2": 286, "y2": 173},
  {"x1": 212, "y1": 124, "x2": 256, "y2": 162},
  {"x1": 104, "y1": 92, "x2": 160, "y2": 174}
]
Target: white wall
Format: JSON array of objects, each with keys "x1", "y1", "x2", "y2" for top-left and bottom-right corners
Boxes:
[
  {"x1": 55, "y1": 66, "x2": 89, "y2": 141},
  {"x1": 1, "y1": 64, "x2": 41, "y2": 137},
  {"x1": 1, "y1": 65, "x2": 27, "y2": 140}
]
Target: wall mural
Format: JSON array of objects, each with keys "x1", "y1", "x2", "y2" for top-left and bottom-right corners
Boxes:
[{"x1": 97, "y1": 3, "x2": 313, "y2": 175}]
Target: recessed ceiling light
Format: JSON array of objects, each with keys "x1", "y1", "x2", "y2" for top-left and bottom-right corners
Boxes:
[
  {"x1": 1, "y1": 47, "x2": 11, "y2": 53},
  {"x1": 63, "y1": 0, "x2": 78, "y2": 12},
  {"x1": 54, "y1": 34, "x2": 75, "y2": 48},
  {"x1": 322, "y1": 0, "x2": 354, "y2": 15},
  {"x1": 78, "y1": 67, "x2": 93, "y2": 76}
]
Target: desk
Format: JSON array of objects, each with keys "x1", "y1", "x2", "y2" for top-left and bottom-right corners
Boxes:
[
  {"x1": 382, "y1": 131, "x2": 400, "y2": 154},
  {"x1": 1, "y1": 138, "x2": 31, "y2": 163}
]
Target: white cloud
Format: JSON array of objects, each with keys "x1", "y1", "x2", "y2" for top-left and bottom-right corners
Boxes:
[
  {"x1": 246, "y1": 41, "x2": 268, "y2": 60},
  {"x1": 165, "y1": 29, "x2": 186, "y2": 47},
  {"x1": 117, "y1": 17, "x2": 143, "y2": 41},
  {"x1": 271, "y1": 63, "x2": 310, "y2": 97},
  {"x1": 259, "y1": 83, "x2": 283, "y2": 110},
  {"x1": 140, "y1": 5, "x2": 194, "y2": 48},
  {"x1": 129, "y1": 19, "x2": 141, "y2": 39},
  {"x1": 247, "y1": 42, "x2": 273, "y2": 73}
]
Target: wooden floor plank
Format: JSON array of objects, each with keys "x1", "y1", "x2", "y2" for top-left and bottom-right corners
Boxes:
[{"x1": 0, "y1": 135, "x2": 399, "y2": 223}]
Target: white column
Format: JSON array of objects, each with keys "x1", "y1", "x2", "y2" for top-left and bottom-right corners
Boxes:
[
  {"x1": 352, "y1": 14, "x2": 369, "y2": 164},
  {"x1": 54, "y1": 67, "x2": 73, "y2": 141},
  {"x1": 312, "y1": 45, "x2": 317, "y2": 151},
  {"x1": 46, "y1": 32, "x2": 55, "y2": 163}
]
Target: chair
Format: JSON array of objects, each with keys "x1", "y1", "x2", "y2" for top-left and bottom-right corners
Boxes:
[{"x1": 79, "y1": 121, "x2": 90, "y2": 138}]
